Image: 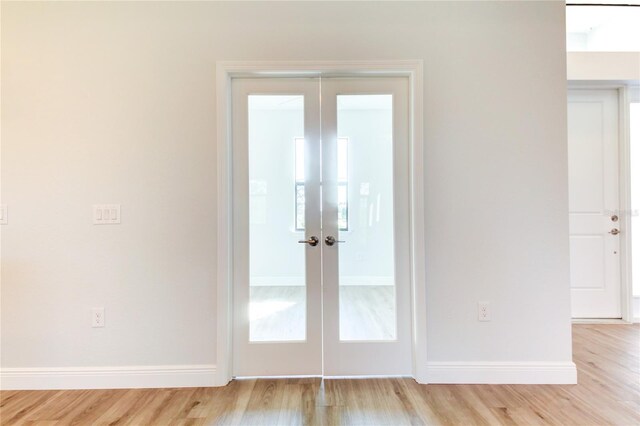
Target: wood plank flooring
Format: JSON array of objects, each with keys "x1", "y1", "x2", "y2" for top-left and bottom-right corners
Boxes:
[
  {"x1": 1, "y1": 324, "x2": 639, "y2": 425},
  {"x1": 250, "y1": 286, "x2": 395, "y2": 342}
]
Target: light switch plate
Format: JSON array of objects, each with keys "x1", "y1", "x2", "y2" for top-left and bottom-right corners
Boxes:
[
  {"x1": 0, "y1": 204, "x2": 7, "y2": 225},
  {"x1": 93, "y1": 204, "x2": 121, "y2": 224}
]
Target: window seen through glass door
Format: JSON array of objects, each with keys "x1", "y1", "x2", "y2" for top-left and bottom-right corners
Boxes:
[{"x1": 295, "y1": 137, "x2": 349, "y2": 231}]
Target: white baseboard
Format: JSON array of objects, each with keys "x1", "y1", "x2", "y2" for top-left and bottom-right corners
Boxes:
[
  {"x1": 1, "y1": 362, "x2": 579, "y2": 389},
  {"x1": 0, "y1": 364, "x2": 218, "y2": 390},
  {"x1": 426, "y1": 362, "x2": 577, "y2": 384}
]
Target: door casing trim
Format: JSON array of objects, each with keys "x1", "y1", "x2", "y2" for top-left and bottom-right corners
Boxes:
[{"x1": 215, "y1": 61, "x2": 426, "y2": 386}]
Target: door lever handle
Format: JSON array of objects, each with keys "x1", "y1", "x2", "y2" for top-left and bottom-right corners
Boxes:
[
  {"x1": 298, "y1": 236, "x2": 319, "y2": 246},
  {"x1": 324, "y1": 236, "x2": 345, "y2": 246}
]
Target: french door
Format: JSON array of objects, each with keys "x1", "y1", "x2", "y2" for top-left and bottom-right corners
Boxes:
[{"x1": 232, "y1": 77, "x2": 411, "y2": 376}]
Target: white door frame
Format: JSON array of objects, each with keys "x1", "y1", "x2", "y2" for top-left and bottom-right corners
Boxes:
[
  {"x1": 215, "y1": 61, "x2": 426, "y2": 386},
  {"x1": 568, "y1": 82, "x2": 634, "y2": 323}
]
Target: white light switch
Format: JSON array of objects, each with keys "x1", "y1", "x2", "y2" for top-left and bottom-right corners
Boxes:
[
  {"x1": 93, "y1": 204, "x2": 121, "y2": 224},
  {"x1": 0, "y1": 205, "x2": 7, "y2": 225}
]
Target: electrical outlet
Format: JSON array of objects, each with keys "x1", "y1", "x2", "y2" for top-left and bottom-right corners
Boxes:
[
  {"x1": 0, "y1": 204, "x2": 7, "y2": 225},
  {"x1": 478, "y1": 302, "x2": 491, "y2": 322},
  {"x1": 91, "y1": 307, "x2": 105, "y2": 327}
]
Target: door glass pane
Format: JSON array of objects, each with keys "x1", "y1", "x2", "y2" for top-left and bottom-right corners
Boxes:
[
  {"x1": 336, "y1": 95, "x2": 396, "y2": 341},
  {"x1": 248, "y1": 95, "x2": 306, "y2": 342}
]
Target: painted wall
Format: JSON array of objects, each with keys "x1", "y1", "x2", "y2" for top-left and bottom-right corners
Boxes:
[
  {"x1": 567, "y1": 52, "x2": 640, "y2": 81},
  {"x1": 1, "y1": 1, "x2": 572, "y2": 380}
]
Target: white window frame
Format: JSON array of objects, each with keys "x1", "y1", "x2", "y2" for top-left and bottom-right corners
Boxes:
[{"x1": 215, "y1": 61, "x2": 425, "y2": 385}]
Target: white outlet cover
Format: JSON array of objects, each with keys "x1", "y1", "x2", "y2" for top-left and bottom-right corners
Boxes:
[
  {"x1": 0, "y1": 204, "x2": 7, "y2": 225},
  {"x1": 478, "y1": 302, "x2": 491, "y2": 322},
  {"x1": 91, "y1": 307, "x2": 105, "y2": 327}
]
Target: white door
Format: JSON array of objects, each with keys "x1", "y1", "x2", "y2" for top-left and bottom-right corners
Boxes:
[
  {"x1": 568, "y1": 89, "x2": 621, "y2": 319},
  {"x1": 232, "y1": 76, "x2": 411, "y2": 376},
  {"x1": 320, "y1": 78, "x2": 412, "y2": 375}
]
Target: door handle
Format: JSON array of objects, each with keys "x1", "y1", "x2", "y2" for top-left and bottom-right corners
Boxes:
[
  {"x1": 324, "y1": 236, "x2": 345, "y2": 246},
  {"x1": 609, "y1": 228, "x2": 620, "y2": 235},
  {"x1": 298, "y1": 236, "x2": 319, "y2": 246}
]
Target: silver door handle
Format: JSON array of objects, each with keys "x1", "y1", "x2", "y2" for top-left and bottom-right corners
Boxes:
[
  {"x1": 609, "y1": 228, "x2": 620, "y2": 235},
  {"x1": 324, "y1": 236, "x2": 345, "y2": 246},
  {"x1": 298, "y1": 236, "x2": 319, "y2": 246}
]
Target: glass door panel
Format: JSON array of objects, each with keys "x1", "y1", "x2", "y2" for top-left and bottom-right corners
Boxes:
[
  {"x1": 248, "y1": 95, "x2": 306, "y2": 342},
  {"x1": 336, "y1": 95, "x2": 397, "y2": 341}
]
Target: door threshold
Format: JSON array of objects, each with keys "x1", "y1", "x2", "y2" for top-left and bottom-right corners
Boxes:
[
  {"x1": 234, "y1": 375, "x2": 322, "y2": 381},
  {"x1": 233, "y1": 374, "x2": 411, "y2": 380}
]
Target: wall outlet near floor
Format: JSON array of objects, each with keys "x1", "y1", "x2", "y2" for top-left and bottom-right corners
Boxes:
[
  {"x1": 478, "y1": 302, "x2": 491, "y2": 321},
  {"x1": 91, "y1": 307, "x2": 105, "y2": 327}
]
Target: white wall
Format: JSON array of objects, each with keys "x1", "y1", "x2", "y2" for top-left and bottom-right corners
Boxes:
[
  {"x1": 1, "y1": 1, "x2": 573, "y2": 385},
  {"x1": 567, "y1": 52, "x2": 640, "y2": 81}
]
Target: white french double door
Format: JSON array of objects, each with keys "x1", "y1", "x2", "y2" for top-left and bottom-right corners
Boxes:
[{"x1": 232, "y1": 77, "x2": 411, "y2": 376}]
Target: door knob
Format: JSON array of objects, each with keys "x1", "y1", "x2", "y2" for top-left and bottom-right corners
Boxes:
[
  {"x1": 324, "y1": 236, "x2": 345, "y2": 246},
  {"x1": 609, "y1": 228, "x2": 620, "y2": 235},
  {"x1": 298, "y1": 236, "x2": 319, "y2": 246}
]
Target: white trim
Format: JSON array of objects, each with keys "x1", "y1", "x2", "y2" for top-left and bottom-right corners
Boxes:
[
  {"x1": 426, "y1": 362, "x2": 577, "y2": 385},
  {"x1": 0, "y1": 365, "x2": 217, "y2": 390},
  {"x1": 633, "y1": 296, "x2": 640, "y2": 323},
  {"x1": 216, "y1": 60, "x2": 426, "y2": 385},
  {"x1": 618, "y1": 86, "x2": 634, "y2": 323},
  {"x1": 216, "y1": 63, "x2": 234, "y2": 387},
  {"x1": 572, "y1": 318, "x2": 631, "y2": 324}
]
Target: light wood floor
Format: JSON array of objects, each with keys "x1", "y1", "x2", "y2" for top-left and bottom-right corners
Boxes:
[
  {"x1": 1, "y1": 324, "x2": 638, "y2": 425},
  {"x1": 250, "y1": 286, "x2": 395, "y2": 342}
]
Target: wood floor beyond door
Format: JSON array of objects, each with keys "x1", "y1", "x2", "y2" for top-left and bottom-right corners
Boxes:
[{"x1": 1, "y1": 324, "x2": 639, "y2": 425}]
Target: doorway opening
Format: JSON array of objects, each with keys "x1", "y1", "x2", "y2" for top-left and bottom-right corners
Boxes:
[
  {"x1": 214, "y1": 62, "x2": 426, "y2": 385},
  {"x1": 568, "y1": 85, "x2": 639, "y2": 322}
]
